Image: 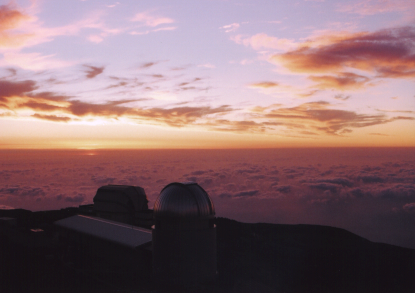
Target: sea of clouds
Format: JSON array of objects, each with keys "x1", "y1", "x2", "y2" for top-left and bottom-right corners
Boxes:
[{"x1": 0, "y1": 148, "x2": 414, "y2": 249}]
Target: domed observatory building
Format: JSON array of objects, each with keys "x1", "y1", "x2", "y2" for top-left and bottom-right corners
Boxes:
[{"x1": 152, "y1": 182, "x2": 216, "y2": 289}]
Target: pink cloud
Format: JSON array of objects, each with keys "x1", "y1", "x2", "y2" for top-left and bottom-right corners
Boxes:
[
  {"x1": 270, "y1": 26, "x2": 415, "y2": 79},
  {"x1": 2, "y1": 52, "x2": 73, "y2": 70},
  {"x1": 106, "y1": 2, "x2": 120, "y2": 8},
  {"x1": 0, "y1": 4, "x2": 30, "y2": 31},
  {"x1": 131, "y1": 12, "x2": 174, "y2": 27},
  {"x1": 339, "y1": 0, "x2": 415, "y2": 16},
  {"x1": 308, "y1": 72, "x2": 371, "y2": 90},
  {"x1": 152, "y1": 26, "x2": 177, "y2": 32},
  {"x1": 0, "y1": 3, "x2": 34, "y2": 48},
  {"x1": 232, "y1": 33, "x2": 297, "y2": 51},
  {"x1": 0, "y1": 4, "x2": 122, "y2": 50},
  {"x1": 129, "y1": 30, "x2": 149, "y2": 35},
  {"x1": 221, "y1": 23, "x2": 240, "y2": 33},
  {"x1": 88, "y1": 34, "x2": 104, "y2": 43},
  {"x1": 198, "y1": 63, "x2": 216, "y2": 69},
  {"x1": 249, "y1": 82, "x2": 279, "y2": 88},
  {"x1": 204, "y1": 101, "x2": 414, "y2": 135},
  {"x1": 0, "y1": 80, "x2": 234, "y2": 127}
]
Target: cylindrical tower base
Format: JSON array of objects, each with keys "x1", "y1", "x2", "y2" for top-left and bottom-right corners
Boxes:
[{"x1": 152, "y1": 226, "x2": 216, "y2": 288}]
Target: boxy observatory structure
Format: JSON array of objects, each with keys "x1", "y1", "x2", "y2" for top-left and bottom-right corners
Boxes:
[
  {"x1": 55, "y1": 182, "x2": 217, "y2": 289},
  {"x1": 92, "y1": 185, "x2": 153, "y2": 227}
]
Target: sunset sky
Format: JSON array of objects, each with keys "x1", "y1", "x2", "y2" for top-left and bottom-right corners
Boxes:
[{"x1": 0, "y1": 0, "x2": 414, "y2": 149}]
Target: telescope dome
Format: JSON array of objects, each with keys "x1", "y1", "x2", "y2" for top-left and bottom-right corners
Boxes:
[{"x1": 154, "y1": 182, "x2": 215, "y2": 219}]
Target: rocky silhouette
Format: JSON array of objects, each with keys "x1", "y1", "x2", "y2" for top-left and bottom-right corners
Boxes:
[{"x1": 1, "y1": 208, "x2": 414, "y2": 292}]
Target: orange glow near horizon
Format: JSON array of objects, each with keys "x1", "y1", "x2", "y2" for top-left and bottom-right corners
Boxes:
[
  {"x1": 1, "y1": 125, "x2": 414, "y2": 149},
  {"x1": 1, "y1": 115, "x2": 415, "y2": 149},
  {"x1": 0, "y1": 1, "x2": 414, "y2": 149}
]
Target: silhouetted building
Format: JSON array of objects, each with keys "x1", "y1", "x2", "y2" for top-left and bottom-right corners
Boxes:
[
  {"x1": 152, "y1": 182, "x2": 217, "y2": 288},
  {"x1": 93, "y1": 185, "x2": 153, "y2": 227},
  {"x1": 78, "y1": 204, "x2": 94, "y2": 215},
  {"x1": 54, "y1": 182, "x2": 217, "y2": 289},
  {"x1": 55, "y1": 215, "x2": 152, "y2": 269}
]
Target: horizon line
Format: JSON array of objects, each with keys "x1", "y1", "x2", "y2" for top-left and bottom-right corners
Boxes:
[{"x1": 1, "y1": 146, "x2": 415, "y2": 151}]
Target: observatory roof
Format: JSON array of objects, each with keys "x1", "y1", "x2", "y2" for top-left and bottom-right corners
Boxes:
[
  {"x1": 154, "y1": 182, "x2": 215, "y2": 219},
  {"x1": 55, "y1": 215, "x2": 152, "y2": 249},
  {"x1": 93, "y1": 185, "x2": 148, "y2": 213}
]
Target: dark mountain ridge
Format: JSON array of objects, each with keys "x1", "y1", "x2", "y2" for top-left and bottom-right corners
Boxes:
[
  {"x1": 1, "y1": 209, "x2": 414, "y2": 292},
  {"x1": 215, "y1": 217, "x2": 415, "y2": 293}
]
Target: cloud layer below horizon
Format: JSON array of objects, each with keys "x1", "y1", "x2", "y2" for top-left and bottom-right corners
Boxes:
[{"x1": 1, "y1": 149, "x2": 414, "y2": 249}]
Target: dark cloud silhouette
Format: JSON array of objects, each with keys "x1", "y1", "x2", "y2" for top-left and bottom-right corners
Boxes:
[
  {"x1": 297, "y1": 89, "x2": 320, "y2": 98},
  {"x1": 248, "y1": 174, "x2": 267, "y2": 180},
  {"x1": 0, "y1": 204, "x2": 14, "y2": 209},
  {"x1": 1, "y1": 68, "x2": 17, "y2": 78},
  {"x1": 21, "y1": 187, "x2": 46, "y2": 197},
  {"x1": 219, "y1": 190, "x2": 259, "y2": 198},
  {"x1": 1, "y1": 81, "x2": 234, "y2": 127},
  {"x1": 2, "y1": 78, "x2": 412, "y2": 136},
  {"x1": 56, "y1": 193, "x2": 86, "y2": 203},
  {"x1": 83, "y1": 65, "x2": 105, "y2": 79},
  {"x1": 68, "y1": 99, "x2": 131, "y2": 117},
  {"x1": 307, "y1": 183, "x2": 339, "y2": 193},
  {"x1": 309, "y1": 72, "x2": 370, "y2": 90},
  {"x1": 369, "y1": 132, "x2": 389, "y2": 136},
  {"x1": 357, "y1": 175, "x2": 384, "y2": 183},
  {"x1": 201, "y1": 101, "x2": 414, "y2": 135},
  {"x1": 64, "y1": 194, "x2": 86, "y2": 203},
  {"x1": 375, "y1": 184, "x2": 415, "y2": 199},
  {"x1": 202, "y1": 178, "x2": 213, "y2": 186},
  {"x1": 151, "y1": 74, "x2": 164, "y2": 79},
  {"x1": 31, "y1": 114, "x2": 72, "y2": 122},
  {"x1": 176, "y1": 78, "x2": 207, "y2": 92},
  {"x1": 308, "y1": 178, "x2": 353, "y2": 187},
  {"x1": 0, "y1": 187, "x2": 19, "y2": 194},
  {"x1": 249, "y1": 81, "x2": 279, "y2": 88},
  {"x1": 334, "y1": 94, "x2": 351, "y2": 101},
  {"x1": 0, "y1": 80, "x2": 37, "y2": 99},
  {"x1": 347, "y1": 188, "x2": 365, "y2": 198},
  {"x1": 91, "y1": 176, "x2": 116, "y2": 185},
  {"x1": 178, "y1": 77, "x2": 202, "y2": 87},
  {"x1": 28, "y1": 91, "x2": 72, "y2": 101},
  {"x1": 272, "y1": 26, "x2": 415, "y2": 79},
  {"x1": 132, "y1": 105, "x2": 233, "y2": 127},
  {"x1": 237, "y1": 169, "x2": 257, "y2": 174},
  {"x1": 206, "y1": 119, "x2": 267, "y2": 133},
  {"x1": 138, "y1": 62, "x2": 159, "y2": 69},
  {"x1": 403, "y1": 202, "x2": 415, "y2": 212},
  {"x1": 0, "y1": 185, "x2": 46, "y2": 197},
  {"x1": 22, "y1": 101, "x2": 63, "y2": 111},
  {"x1": 274, "y1": 185, "x2": 291, "y2": 193},
  {"x1": 105, "y1": 81, "x2": 129, "y2": 89},
  {"x1": 190, "y1": 170, "x2": 207, "y2": 175},
  {"x1": 258, "y1": 101, "x2": 414, "y2": 135}
]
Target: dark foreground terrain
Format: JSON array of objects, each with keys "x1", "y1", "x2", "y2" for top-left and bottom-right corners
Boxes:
[{"x1": 1, "y1": 208, "x2": 414, "y2": 293}]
